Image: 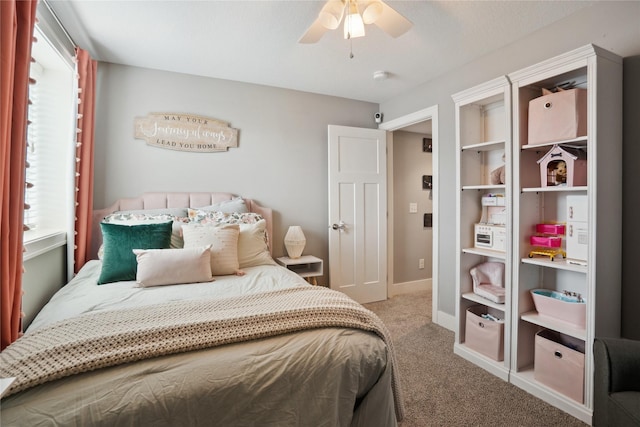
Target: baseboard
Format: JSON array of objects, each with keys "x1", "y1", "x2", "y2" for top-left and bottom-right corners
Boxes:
[
  {"x1": 389, "y1": 278, "x2": 431, "y2": 297},
  {"x1": 435, "y1": 310, "x2": 456, "y2": 332}
]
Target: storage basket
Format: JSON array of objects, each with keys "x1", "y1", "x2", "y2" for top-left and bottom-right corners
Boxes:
[
  {"x1": 531, "y1": 289, "x2": 586, "y2": 328},
  {"x1": 534, "y1": 329, "x2": 585, "y2": 403},
  {"x1": 527, "y1": 88, "x2": 587, "y2": 146},
  {"x1": 465, "y1": 305, "x2": 504, "y2": 361}
]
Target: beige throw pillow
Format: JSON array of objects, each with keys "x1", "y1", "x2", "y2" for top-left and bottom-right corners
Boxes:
[
  {"x1": 182, "y1": 223, "x2": 240, "y2": 275},
  {"x1": 133, "y1": 245, "x2": 213, "y2": 287},
  {"x1": 238, "y1": 220, "x2": 276, "y2": 268}
]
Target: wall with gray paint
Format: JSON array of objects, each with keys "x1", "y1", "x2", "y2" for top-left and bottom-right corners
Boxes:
[
  {"x1": 380, "y1": 1, "x2": 640, "y2": 330},
  {"x1": 22, "y1": 246, "x2": 66, "y2": 329},
  {"x1": 94, "y1": 64, "x2": 379, "y2": 286},
  {"x1": 393, "y1": 131, "x2": 433, "y2": 283}
]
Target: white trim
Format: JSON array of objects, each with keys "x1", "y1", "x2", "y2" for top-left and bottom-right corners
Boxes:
[
  {"x1": 23, "y1": 230, "x2": 67, "y2": 261},
  {"x1": 379, "y1": 105, "x2": 440, "y2": 325},
  {"x1": 389, "y1": 278, "x2": 432, "y2": 297},
  {"x1": 436, "y1": 310, "x2": 456, "y2": 331},
  {"x1": 379, "y1": 107, "x2": 438, "y2": 131}
]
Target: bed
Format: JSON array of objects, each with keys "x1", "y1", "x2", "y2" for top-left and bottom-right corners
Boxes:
[{"x1": 1, "y1": 192, "x2": 404, "y2": 427}]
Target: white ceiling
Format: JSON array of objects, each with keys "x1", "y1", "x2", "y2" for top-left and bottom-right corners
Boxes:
[{"x1": 47, "y1": 0, "x2": 595, "y2": 104}]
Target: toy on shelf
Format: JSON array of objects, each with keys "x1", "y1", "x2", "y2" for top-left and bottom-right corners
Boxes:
[
  {"x1": 490, "y1": 153, "x2": 506, "y2": 185},
  {"x1": 537, "y1": 144, "x2": 587, "y2": 187},
  {"x1": 470, "y1": 261, "x2": 505, "y2": 303},
  {"x1": 528, "y1": 223, "x2": 566, "y2": 261},
  {"x1": 474, "y1": 194, "x2": 506, "y2": 252}
]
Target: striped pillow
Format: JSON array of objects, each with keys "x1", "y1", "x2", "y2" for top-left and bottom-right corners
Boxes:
[{"x1": 181, "y1": 223, "x2": 240, "y2": 276}]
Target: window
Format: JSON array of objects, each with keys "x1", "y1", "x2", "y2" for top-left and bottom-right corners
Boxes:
[{"x1": 23, "y1": 20, "x2": 76, "y2": 260}]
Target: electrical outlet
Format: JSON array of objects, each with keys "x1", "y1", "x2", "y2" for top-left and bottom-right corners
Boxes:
[
  {"x1": 419, "y1": 258, "x2": 425, "y2": 269},
  {"x1": 409, "y1": 203, "x2": 418, "y2": 213}
]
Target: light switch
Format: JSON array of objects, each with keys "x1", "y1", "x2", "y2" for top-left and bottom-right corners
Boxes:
[{"x1": 409, "y1": 203, "x2": 418, "y2": 213}]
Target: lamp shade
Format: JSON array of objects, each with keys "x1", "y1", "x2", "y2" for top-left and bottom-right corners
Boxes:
[{"x1": 284, "y1": 226, "x2": 306, "y2": 259}]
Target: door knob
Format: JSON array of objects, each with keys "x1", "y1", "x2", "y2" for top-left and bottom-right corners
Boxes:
[{"x1": 331, "y1": 221, "x2": 346, "y2": 231}]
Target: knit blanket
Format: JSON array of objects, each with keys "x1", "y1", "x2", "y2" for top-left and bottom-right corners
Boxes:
[{"x1": 0, "y1": 286, "x2": 404, "y2": 421}]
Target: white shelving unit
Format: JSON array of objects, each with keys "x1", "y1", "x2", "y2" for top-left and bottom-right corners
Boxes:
[
  {"x1": 453, "y1": 76, "x2": 512, "y2": 381},
  {"x1": 452, "y1": 45, "x2": 623, "y2": 425},
  {"x1": 509, "y1": 45, "x2": 622, "y2": 424}
]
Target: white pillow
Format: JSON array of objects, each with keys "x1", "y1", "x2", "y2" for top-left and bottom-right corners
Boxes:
[
  {"x1": 182, "y1": 223, "x2": 241, "y2": 275},
  {"x1": 197, "y1": 197, "x2": 248, "y2": 213},
  {"x1": 238, "y1": 220, "x2": 276, "y2": 268},
  {"x1": 133, "y1": 245, "x2": 213, "y2": 287}
]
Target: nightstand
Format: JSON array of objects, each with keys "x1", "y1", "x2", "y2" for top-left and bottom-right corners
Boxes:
[{"x1": 276, "y1": 255, "x2": 323, "y2": 285}]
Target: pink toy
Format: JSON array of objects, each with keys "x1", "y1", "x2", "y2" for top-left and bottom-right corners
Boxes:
[
  {"x1": 536, "y1": 223, "x2": 566, "y2": 235},
  {"x1": 530, "y1": 235, "x2": 562, "y2": 248},
  {"x1": 537, "y1": 144, "x2": 587, "y2": 187},
  {"x1": 470, "y1": 262, "x2": 505, "y2": 303},
  {"x1": 529, "y1": 222, "x2": 566, "y2": 261}
]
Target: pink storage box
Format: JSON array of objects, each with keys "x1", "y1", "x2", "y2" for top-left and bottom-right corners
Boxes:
[
  {"x1": 534, "y1": 329, "x2": 585, "y2": 403},
  {"x1": 536, "y1": 223, "x2": 566, "y2": 235},
  {"x1": 530, "y1": 289, "x2": 586, "y2": 328},
  {"x1": 530, "y1": 236, "x2": 562, "y2": 248},
  {"x1": 527, "y1": 88, "x2": 587, "y2": 146},
  {"x1": 465, "y1": 305, "x2": 504, "y2": 361}
]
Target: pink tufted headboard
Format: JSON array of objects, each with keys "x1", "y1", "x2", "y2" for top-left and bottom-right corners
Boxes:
[{"x1": 90, "y1": 192, "x2": 273, "y2": 260}]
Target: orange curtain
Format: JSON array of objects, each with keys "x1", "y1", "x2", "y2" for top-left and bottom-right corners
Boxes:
[
  {"x1": 73, "y1": 48, "x2": 96, "y2": 273},
  {"x1": 1, "y1": 0, "x2": 38, "y2": 350}
]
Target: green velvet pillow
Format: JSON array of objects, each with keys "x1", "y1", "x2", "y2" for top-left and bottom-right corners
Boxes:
[{"x1": 98, "y1": 221, "x2": 172, "y2": 285}]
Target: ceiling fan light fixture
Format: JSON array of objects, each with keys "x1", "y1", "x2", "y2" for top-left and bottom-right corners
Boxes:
[
  {"x1": 361, "y1": 0, "x2": 383, "y2": 25},
  {"x1": 343, "y1": 3, "x2": 365, "y2": 39},
  {"x1": 299, "y1": 0, "x2": 412, "y2": 45},
  {"x1": 318, "y1": 0, "x2": 345, "y2": 30}
]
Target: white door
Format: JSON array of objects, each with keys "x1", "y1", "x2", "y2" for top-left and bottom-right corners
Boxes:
[{"x1": 328, "y1": 125, "x2": 387, "y2": 303}]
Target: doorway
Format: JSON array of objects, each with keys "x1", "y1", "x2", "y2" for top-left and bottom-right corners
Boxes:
[{"x1": 378, "y1": 106, "x2": 439, "y2": 324}]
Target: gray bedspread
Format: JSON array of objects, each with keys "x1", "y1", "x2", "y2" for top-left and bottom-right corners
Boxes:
[
  {"x1": 1, "y1": 328, "x2": 396, "y2": 426},
  {"x1": 1, "y1": 285, "x2": 402, "y2": 426}
]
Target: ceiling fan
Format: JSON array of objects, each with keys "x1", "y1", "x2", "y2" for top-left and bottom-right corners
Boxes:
[{"x1": 299, "y1": 0, "x2": 412, "y2": 44}]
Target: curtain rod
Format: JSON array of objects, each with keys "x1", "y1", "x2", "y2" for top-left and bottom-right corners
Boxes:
[
  {"x1": 37, "y1": 0, "x2": 77, "y2": 60},
  {"x1": 41, "y1": 0, "x2": 76, "y2": 47}
]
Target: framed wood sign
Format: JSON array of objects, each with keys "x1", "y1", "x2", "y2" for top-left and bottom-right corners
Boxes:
[{"x1": 134, "y1": 113, "x2": 238, "y2": 152}]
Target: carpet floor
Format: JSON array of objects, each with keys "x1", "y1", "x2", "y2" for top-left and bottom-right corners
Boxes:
[{"x1": 364, "y1": 290, "x2": 588, "y2": 427}]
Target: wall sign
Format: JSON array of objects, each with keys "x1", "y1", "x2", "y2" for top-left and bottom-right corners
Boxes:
[{"x1": 134, "y1": 112, "x2": 238, "y2": 152}]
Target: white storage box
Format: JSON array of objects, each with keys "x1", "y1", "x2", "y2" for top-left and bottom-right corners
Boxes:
[
  {"x1": 465, "y1": 305, "x2": 504, "y2": 361},
  {"x1": 534, "y1": 329, "x2": 585, "y2": 403},
  {"x1": 527, "y1": 88, "x2": 587, "y2": 146}
]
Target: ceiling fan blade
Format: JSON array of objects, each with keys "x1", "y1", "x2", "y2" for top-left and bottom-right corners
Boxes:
[
  {"x1": 372, "y1": 1, "x2": 412, "y2": 38},
  {"x1": 299, "y1": 18, "x2": 330, "y2": 44}
]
